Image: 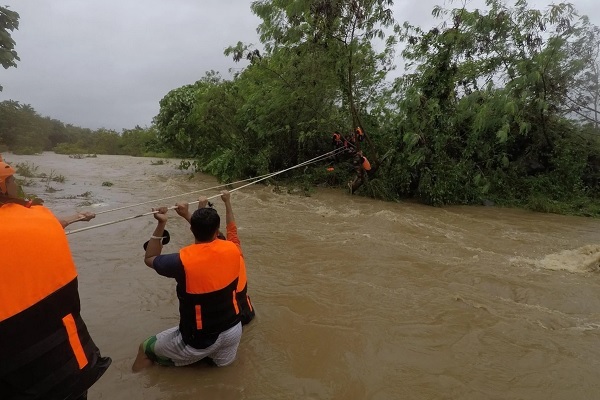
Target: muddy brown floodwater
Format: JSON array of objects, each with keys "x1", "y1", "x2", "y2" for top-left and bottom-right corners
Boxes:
[{"x1": 5, "y1": 152, "x2": 600, "y2": 399}]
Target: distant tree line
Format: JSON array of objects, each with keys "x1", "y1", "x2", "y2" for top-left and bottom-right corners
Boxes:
[{"x1": 0, "y1": 100, "x2": 172, "y2": 157}]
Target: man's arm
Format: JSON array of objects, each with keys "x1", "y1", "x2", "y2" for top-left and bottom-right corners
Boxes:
[
  {"x1": 221, "y1": 190, "x2": 242, "y2": 252},
  {"x1": 144, "y1": 207, "x2": 168, "y2": 267},
  {"x1": 58, "y1": 211, "x2": 95, "y2": 229},
  {"x1": 221, "y1": 190, "x2": 235, "y2": 227},
  {"x1": 175, "y1": 202, "x2": 192, "y2": 223}
]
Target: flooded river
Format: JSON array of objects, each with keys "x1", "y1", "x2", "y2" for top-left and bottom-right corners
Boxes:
[{"x1": 4, "y1": 152, "x2": 600, "y2": 399}]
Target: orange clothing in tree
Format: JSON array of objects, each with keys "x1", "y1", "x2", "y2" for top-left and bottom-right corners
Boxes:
[{"x1": 361, "y1": 156, "x2": 371, "y2": 171}]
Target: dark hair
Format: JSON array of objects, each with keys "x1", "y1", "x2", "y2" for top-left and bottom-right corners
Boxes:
[{"x1": 190, "y1": 208, "x2": 220, "y2": 242}]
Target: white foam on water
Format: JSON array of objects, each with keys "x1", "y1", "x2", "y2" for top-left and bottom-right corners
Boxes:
[
  {"x1": 512, "y1": 245, "x2": 600, "y2": 273},
  {"x1": 373, "y1": 209, "x2": 399, "y2": 222}
]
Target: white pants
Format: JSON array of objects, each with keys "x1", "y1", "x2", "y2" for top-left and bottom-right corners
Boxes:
[{"x1": 151, "y1": 322, "x2": 242, "y2": 367}]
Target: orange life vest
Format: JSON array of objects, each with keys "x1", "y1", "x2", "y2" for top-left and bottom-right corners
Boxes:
[
  {"x1": 362, "y1": 156, "x2": 371, "y2": 171},
  {"x1": 355, "y1": 127, "x2": 365, "y2": 142},
  {"x1": 0, "y1": 204, "x2": 110, "y2": 399},
  {"x1": 178, "y1": 239, "x2": 241, "y2": 344},
  {"x1": 225, "y1": 222, "x2": 255, "y2": 325}
]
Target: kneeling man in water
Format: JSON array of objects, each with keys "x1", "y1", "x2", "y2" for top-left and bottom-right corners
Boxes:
[{"x1": 132, "y1": 202, "x2": 243, "y2": 371}]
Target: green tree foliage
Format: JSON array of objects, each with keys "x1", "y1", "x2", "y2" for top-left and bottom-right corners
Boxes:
[
  {"x1": 0, "y1": 5, "x2": 19, "y2": 91},
  {"x1": 242, "y1": 0, "x2": 399, "y2": 161},
  {"x1": 249, "y1": 0, "x2": 398, "y2": 128},
  {"x1": 155, "y1": 0, "x2": 399, "y2": 183},
  {"x1": 120, "y1": 125, "x2": 164, "y2": 156},
  {"x1": 563, "y1": 17, "x2": 600, "y2": 128},
  {"x1": 0, "y1": 101, "x2": 49, "y2": 153},
  {"x1": 154, "y1": 72, "x2": 232, "y2": 158},
  {"x1": 373, "y1": 0, "x2": 600, "y2": 211}
]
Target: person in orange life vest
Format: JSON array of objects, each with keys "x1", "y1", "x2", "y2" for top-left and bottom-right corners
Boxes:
[
  {"x1": 330, "y1": 131, "x2": 344, "y2": 162},
  {"x1": 355, "y1": 127, "x2": 365, "y2": 143},
  {"x1": 0, "y1": 160, "x2": 111, "y2": 400},
  {"x1": 349, "y1": 151, "x2": 372, "y2": 194},
  {"x1": 332, "y1": 131, "x2": 344, "y2": 151},
  {"x1": 132, "y1": 204, "x2": 243, "y2": 372},
  {"x1": 175, "y1": 191, "x2": 255, "y2": 326}
]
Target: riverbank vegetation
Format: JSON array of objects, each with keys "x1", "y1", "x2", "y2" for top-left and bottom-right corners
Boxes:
[{"x1": 1, "y1": 0, "x2": 599, "y2": 216}]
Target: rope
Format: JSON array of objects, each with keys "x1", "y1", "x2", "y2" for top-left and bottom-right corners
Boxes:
[
  {"x1": 187, "y1": 147, "x2": 344, "y2": 205},
  {"x1": 65, "y1": 148, "x2": 344, "y2": 235},
  {"x1": 93, "y1": 172, "x2": 277, "y2": 216}
]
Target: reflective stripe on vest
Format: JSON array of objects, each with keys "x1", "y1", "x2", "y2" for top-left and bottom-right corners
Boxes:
[{"x1": 62, "y1": 313, "x2": 89, "y2": 369}]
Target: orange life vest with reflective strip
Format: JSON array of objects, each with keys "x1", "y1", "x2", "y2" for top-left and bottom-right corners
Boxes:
[
  {"x1": 178, "y1": 240, "x2": 241, "y2": 344},
  {"x1": 0, "y1": 204, "x2": 110, "y2": 400}
]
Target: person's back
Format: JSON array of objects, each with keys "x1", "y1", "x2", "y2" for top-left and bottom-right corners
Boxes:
[
  {"x1": 178, "y1": 238, "x2": 241, "y2": 344},
  {"x1": 174, "y1": 192, "x2": 256, "y2": 327},
  {"x1": 348, "y1": 152, "x2": 372, "y2": 194},
  {"x1": 332, "y1": 132, "x2": 343, "y2": 148},
  {"x1": 0, "y1": 201, "x2": 111, "y2": 400}
]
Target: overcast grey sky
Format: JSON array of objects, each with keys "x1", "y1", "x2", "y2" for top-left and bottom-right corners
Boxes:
[{"x1": 0, "y1": 0, "x2": 597, "y2": 131}]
